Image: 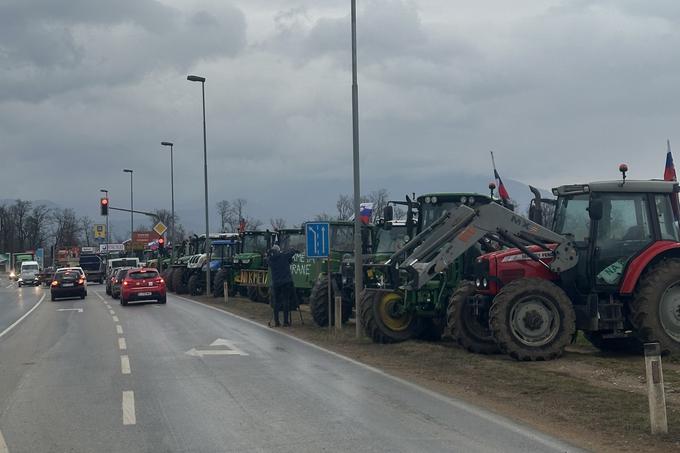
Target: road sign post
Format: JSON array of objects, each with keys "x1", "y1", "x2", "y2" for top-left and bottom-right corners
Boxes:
[{"x1": 306, "y1": 223, "x2": 333, "y2": 331}]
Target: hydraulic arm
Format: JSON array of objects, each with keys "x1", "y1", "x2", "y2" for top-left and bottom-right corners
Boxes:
[{"x1": 391, "y1": 202, "x2": 578, "y2": 290}]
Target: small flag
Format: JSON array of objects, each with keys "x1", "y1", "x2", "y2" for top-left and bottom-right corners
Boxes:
[
  {"x1": 494, "y1": 169, "x2": 510, "y2": 201},
  {"x1": 359, "y1": 202, "x2": 373, "y2": 224},
  {"x1": 665, "y1": 139, "x2": 677, "y2": 182},
  {"x1": 239, "y1": 218, "x2": 246, "y2": 233}
]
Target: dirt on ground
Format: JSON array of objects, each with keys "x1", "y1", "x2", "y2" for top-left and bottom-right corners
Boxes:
[{"x1": 187, "y1": 294, "x2": 680, "y2": 452}]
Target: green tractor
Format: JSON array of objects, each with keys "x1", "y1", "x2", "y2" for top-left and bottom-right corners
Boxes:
[
  {"x1": 186, "y1": 235, "x2": 240, "y2": 296},
  {"x1": 360, "y1": 193, "x2": 494, "y2": 343},
  {"x1": 306, "y1": 220, "x2": 367, "y2": 327},
  {"x1": 275, "y1": 228, "x2": 313, "y2": 302},
  {"x1": 233, "y1": 230, "x2": 275, "y2": 302}
]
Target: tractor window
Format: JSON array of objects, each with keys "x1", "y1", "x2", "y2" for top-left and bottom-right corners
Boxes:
[
  {"x1": 278, "y1": 233, "x2": 305, "y2": 252},
  {"x1": 420, "y1": 202, "x2": 458, "y2": 231},
  {"x1": 594, "y1": 193, "x2": 653, "y2": 285},
  {"x1": 243, "y1": 235, "x2": 268, "y2": 254},
  {"x1": 376, "y1": 226, "x2": 408, "y2": 254},
  {"x1": 655, "y1": 195, "x2": 680, "y2": 241},
  {"x1": 553, "y1": 195, "x2": 590, "y2": 242},
  {"x1": 331, "y1": 225, "x2": 354, "y2": 252}
]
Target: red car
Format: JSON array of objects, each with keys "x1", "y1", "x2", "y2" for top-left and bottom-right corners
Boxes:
[{"x1": 120, "y1": 268, "x2": 166, "y2": 306}]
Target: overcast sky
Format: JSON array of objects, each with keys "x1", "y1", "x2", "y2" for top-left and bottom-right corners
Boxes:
[{"x1": 2, "y1": 0, "x2": 680, "y2": 232}]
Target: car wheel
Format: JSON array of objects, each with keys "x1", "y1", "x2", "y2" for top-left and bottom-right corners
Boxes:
[
  {"x1": 51, "y1": 295, "x2": 56, "y2": 301},
  {"x1": 80, "y1": 294, "x2": 85, "y2": 299},
  {"x1": 121, "y1": 296, "x2": 128, "y2": 306},
  {"x1": 158, "y1": 297, "x2": 167, "y2": 304}
]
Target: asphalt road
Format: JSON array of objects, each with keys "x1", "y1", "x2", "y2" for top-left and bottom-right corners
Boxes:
[{"x1": 0, "y1": 284, "x2": 581, "y2": 453}]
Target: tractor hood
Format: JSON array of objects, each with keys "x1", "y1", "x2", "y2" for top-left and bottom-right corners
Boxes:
[
  {"x1": 233, "y1": 253, "x2": 262, "y2": 265},
  {"x1": 475, "y1": 244, "x2": 559, "y2": 293}
]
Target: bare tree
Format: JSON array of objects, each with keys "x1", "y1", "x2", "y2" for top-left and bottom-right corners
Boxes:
[
  {"x1": 244, "y1": 217, "x2": 263, "y2": 230},
  {"x1": 366, "y1": 189, "x2": 390, "y2": 223},
  {"x1": 314, "y1": 212, "x2": 332, "y2": 221},
  {"x1": 80, "y1": 216, "x2": 94, "y2": 246},
  {"x1": 25, "y1": 204, "x2": 51, "y2": 248},
  {"x1": 270, "y1": 217, "x2": 286, "y2": 230},
  {"x1": 336, "y1": 194, "x2": 353, "y2": 220},
  {"x1": 216, "y1": 200, "x2": 231, "y2": 231},
  {"x1": 52, "y1": 208, "x2": 81, "y2": 248}
]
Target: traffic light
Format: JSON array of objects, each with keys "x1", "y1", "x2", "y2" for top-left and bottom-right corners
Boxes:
[
  {"x1": 100, "y1": 198, "x2": 109, "y2": 216},
  {"x1": 158, "y1": 237, "x2": 165, "y2": 251}
]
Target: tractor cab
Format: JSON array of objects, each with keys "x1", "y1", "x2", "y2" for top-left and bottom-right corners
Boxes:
[{"x1": 233, "y1": 231, "x2": 275, "y2": 301}]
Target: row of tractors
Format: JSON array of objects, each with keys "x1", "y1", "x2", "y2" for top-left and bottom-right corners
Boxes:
[{"x1": 148, "y1": 174, "x2": 680, "y2": 362}]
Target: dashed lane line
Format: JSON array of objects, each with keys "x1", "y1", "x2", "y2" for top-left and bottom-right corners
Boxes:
[
  {"x1": 120, "y1": 355, "x2": 131, "y2": 375},
  {"x1": 116, "y1": 325, "x2": 123, "y2": 335},
  {"x1": 0, "y1": 428, "x2": 8, "y2": 453},
  {"x1": 122, "y1": 391, "x2": 136, "y2": 425},
  {"x1": 93, "y1": 291, "x2": 106, "y2": 301},
  {"x1": 112, "y1": 316, "x2": 119, "y2": 322},
  {"x1": 0, "y1": 293, "x2": 45, "y2": 340},
  {"x1": 109, "y1": 309, "x2": 115, "y2": 315},
  {"x1": 118, "y1": 337, "x2": 127, "y2": 350}
]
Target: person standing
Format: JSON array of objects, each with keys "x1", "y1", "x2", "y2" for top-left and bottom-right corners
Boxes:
[{"x1": 268, "y1": 245, "x2": 297, "y2": 327}]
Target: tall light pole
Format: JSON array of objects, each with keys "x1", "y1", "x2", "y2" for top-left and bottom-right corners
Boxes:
[
  {"x1": 187, "y1": 74, "x2": 211, "y2": 295},
  {"x1": 123, "y1": 169, "x2": 134, "y2": 254},
  {"x1": 161, "y1": 141, "x2": 175, "y2": 263},
  {"x1": 351, "y1": 0, "x2": 363, "y2": 337},
  {"x1": 100, "y1": 188, "x2": 109, "y2": 261}
]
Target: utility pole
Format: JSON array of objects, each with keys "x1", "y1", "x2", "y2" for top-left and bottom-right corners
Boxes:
[{"x1": 351, "y1": 0, "x2": 363, "y2": 338}]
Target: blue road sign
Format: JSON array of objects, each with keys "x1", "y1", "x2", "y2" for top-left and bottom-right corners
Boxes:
[{"x1": 306, "y1": 222, "x2": 330, "y2": 258}]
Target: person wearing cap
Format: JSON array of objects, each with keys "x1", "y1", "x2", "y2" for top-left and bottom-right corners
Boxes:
[{"x1": 268, "y1": 244, "x2": 297, "y2": 327}]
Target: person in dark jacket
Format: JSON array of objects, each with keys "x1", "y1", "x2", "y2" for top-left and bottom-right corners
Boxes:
[{"x1": 268, "y1": 245, "x2": 297, "y2": 327}]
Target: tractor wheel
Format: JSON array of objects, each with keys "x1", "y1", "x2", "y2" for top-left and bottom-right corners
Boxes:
[
  {"x1": 213, "y1": 270, "x2": 226, "y2": 298},
  {"x1": 583, "y1": 331, "x2": 643, "y2": 354},
  {"x1": 489, "y1": 278, "x2": 575, "y2": 361},
  {"x1": 187, "y1": 274, "x2": 201, "y2": 296},
  {"x1": 247, "y1": 286, "x2": 261, "y2": 302},
  {"x1": 447, "y1": 282, "x2": 499, "y2": 354},
  {"x1": 164, "y1": 269, "x2": 174, "y2": 291},
  {"x1": 172, "y1": 269, "x2": 188, "y2": 294},
  {"x1": 631, "y1": 258, "x2": 680, "y2": 355},
  {"x1": 309, "y1": 277, "x2": 352, "y2": 327},
  {"x1": 360, "y1": 289, "x2": 419, "y2": 343}
]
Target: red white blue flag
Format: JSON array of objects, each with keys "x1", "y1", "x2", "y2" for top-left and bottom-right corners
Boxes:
[
  {"x1": 359, "y1": 203, "x2": 373, "y2": 224},
  {"x1": 665, "y1": 139, "x2": 677, "y2": 182}
]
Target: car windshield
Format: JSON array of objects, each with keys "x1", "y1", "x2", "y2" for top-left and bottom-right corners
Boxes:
[
  {"x1": 116, "y1": 269, "x2": 130, "y2": 279},
  {"x1": 376, "y1": 226, "x2": 408, "y2": 254},
  {"x1": 22, "y1": 264, "x2": 39, "y2": 272},
  {"x1": 128, "y1": 271, "x2": 158, "y2": 279},
  {"x1": 242, "y1": 235, "x2": 268, "y2": 254}
]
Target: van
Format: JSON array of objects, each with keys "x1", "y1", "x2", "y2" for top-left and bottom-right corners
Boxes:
[{"x1": 18, "y1": 261, "x2": 40, "y2": 287}]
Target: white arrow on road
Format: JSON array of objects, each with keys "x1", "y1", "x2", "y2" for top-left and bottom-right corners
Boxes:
[
  {"x1": 185, "y1": 339, "x2": 248, "y2": 357},
  {"x1": 57, "y1": 308, "x2": 83, "y2": 313}
]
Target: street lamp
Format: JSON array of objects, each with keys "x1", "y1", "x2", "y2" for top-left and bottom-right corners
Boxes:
[
  {"x1": 100, "y1": 188, "x2": 109, "y2": 260},
  {"x1": 187, "y1": 74, "x2": 211, "y2": 295},
  {"x1": 161, "y1": 141, "x2": 175, "y2": 265},
  {"x1": 123, "y1": 169, "x2": 134, "y2": 252},
  {"x1": 351, "y1": 0, "x2": 363, "y2": 337}
]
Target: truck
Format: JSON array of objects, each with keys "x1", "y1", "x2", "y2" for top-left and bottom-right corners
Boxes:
[
  {"x1": 79, "y1": 253, "x2": 105, "y2": 283},
  {"x1": 9, "y1": 252, "x2": 36, "y2": 280}
]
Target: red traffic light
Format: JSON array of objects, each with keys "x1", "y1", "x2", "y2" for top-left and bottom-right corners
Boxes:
[
  {"x1": 100, "y1": 197, "x2": 109, "y2": 216},
  {"x1": 101, "y1": 198, "x2": 109, "y2": 205},
  {"x1": 158, "y1": 238, "x2": 165, "y2": 245}
]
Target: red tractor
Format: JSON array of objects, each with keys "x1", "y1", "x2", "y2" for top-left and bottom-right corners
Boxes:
[{"x1": 377, "y1": 170, "x2": 680, "y2": 360}]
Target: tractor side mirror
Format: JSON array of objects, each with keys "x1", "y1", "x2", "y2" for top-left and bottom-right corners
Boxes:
[
  {"x1": 588, "y1": 199, "x2": 603, "y2": 221},
  {"x1": 383, "y1": 205, "x2": 394, "y2": 222}
]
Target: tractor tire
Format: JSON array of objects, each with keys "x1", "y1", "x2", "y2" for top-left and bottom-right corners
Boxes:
[
  {"x1": 247, "y1": 286, "x2": 260, "y2": 302},
  {"x1": 447, "y1": 282, "x2": 499, "y2": 354},
  {"x1": 172, "y1": 269, "x2": 188, "y2": 294},
  {"x1": 246, "y1": 286, "x2": 270, "y2": 303},
  {"x1": 631, "y1": 258, "x2": 680, "y2": 355},
  {"x1": 187, "y1": 274, "x2": 201, "y2": 296},
  {"x1": 360, "y1": 289, "x2": 419, "y2": 343},
  {"x1": 309, "y1": 277, "x2": 352, "y2": 327},
  {"x1": 213, "y1": 270, "x2": 227, "y2": 298},
  {"x1": 489, "y1": 278, "x2": 575, "y2": 361},
  {"x1": 164, "y1": 269, "x2": 175, "y2": 291},
  {"x1": 583, "y1": 331, "x2": 643, "y2": 354}
]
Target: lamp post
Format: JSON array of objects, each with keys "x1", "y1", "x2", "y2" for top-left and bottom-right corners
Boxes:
[
  {"x1": 187, "y1": 74, "x2": 211, "y2": 295},
  {"x1": 161, "y1": 141, "x2": 175, "y2": 264},
  {"x1": 351, "y1": 0, "x2": 363, "y2": 337},
  {"x1": 123, "y1": 169, "x2": 134, "y2": 253},
  {"x1": 100, "y1": 188, "x2": 109, "y2": 261}
]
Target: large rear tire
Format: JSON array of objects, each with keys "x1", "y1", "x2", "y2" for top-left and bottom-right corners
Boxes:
[
  {"x1": 164, "y1": 269, "x2": 175, "y2": 292},
  {"x1": 489, "y1": 278, "x2": 575, "y2": 361},
  {"x1": 172, "y1": 269, "x2": 188, "y2": 294},
  {"x1": 631, "y1": 258, "x2": 680, "y2": 355},
  {"x1": 187, "y1": 274, "x2": 201, "y2": 296},
  {"x1": 213, "y1": 269, "x2": 227, "y2": 298},
  {"x1": 309, "y1": 277, "x2": 352, "y2": 327},
  {"x1": 447, "y1": 282, "x2": 499, "y2": 354},
  {"x1": 360, "y1": 289, "x2": 419, "y2": 343}
]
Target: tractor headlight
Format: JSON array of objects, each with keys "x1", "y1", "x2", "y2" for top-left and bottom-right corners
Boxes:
[
  {"x1": 431, "y1": 196, "x2": 438, "y2": 203},
  {"x1": 460, "y1": 196, "x2": 468, "y2": 204},
  {"x1": 468, "y1": 196, "x2": 475, "y2": 205},
  {"x1": 424, "y1": 196, "x2": 431, "y2": 203},
  {"x1": 241, "y1": 259, "x2": 250, "y2": 264}
]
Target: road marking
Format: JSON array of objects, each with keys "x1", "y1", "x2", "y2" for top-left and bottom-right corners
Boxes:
[
  {"x1": 57, "y1": 308, "x2": 83, "y2": 313},
  {"x1": 109, "y1": 309, "x2": 115, "y2": 315},
  {"x1": 185, "y1": 338, "x2": 248, "y2": 357},
  {"x1": 116, "y1": 325, "x2": 123, "y2": 335},
  {"x1": 174, "y1": 294, "x2": 577, "y2": 452},
  {"x1": 120, "y1": 355, "x2": 131, "y2": 374},
  {"x1": 0, "y1": 293, "x2": 45, "y2": 340},
  {"x1": 122, "y1": 391, "x2": 136, "y2": 425},
  {"x1": 0, "y1": 428, "x2": 8, "y2": 453},
  {"x1": 94, "y1": 291, "x2": 105, "y2": 301},
  {"x1": 112, "y1": 316, "x2": 119, "y2": 322},
  {"x1": 118, "y1": 338, "x2": 127, "y2": 350}
]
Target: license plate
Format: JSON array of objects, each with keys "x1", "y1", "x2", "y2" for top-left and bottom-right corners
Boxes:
[
  {"x1": 62, "y1": 283, "x2": 74, "y2": 287},
  {"x1": 139, "y1": 292, "x2": 152, "y2": 296}
]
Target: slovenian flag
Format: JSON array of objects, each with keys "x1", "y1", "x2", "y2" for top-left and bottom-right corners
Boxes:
[
  {"x1": 665, "y1": 139, "x2": 677, "y2": 182},
  {"x1": 360, "y1": 202, "x2": 373, "y2": 224},
  {"x1": 494, "y1": 169, "x2": 510, "y2": 201}
]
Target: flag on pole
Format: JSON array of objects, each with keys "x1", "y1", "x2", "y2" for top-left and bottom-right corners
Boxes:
[
  {"x1": 359, "y1": 202, "x2": 373, "y2": 224},
  {"x1": 665, "y1": 139, "x2": 677, "y2": 181},
  {"x1": 490, "y1": 151, "x2": 510, "y2": 201}
]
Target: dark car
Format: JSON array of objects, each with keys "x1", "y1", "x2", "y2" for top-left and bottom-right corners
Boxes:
[
  {"x1": 111, "y1": 267, "x2": 133, "y2": 299},
  {"x1": 120, "y1": 268, "x2": 166, "y2": 306},
  {"x1": 50, "y1": 270, "x2": 87, "y2": 301},
  {"x1": 79, "y1": 254, "x2": 104, "y2": 283}
]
